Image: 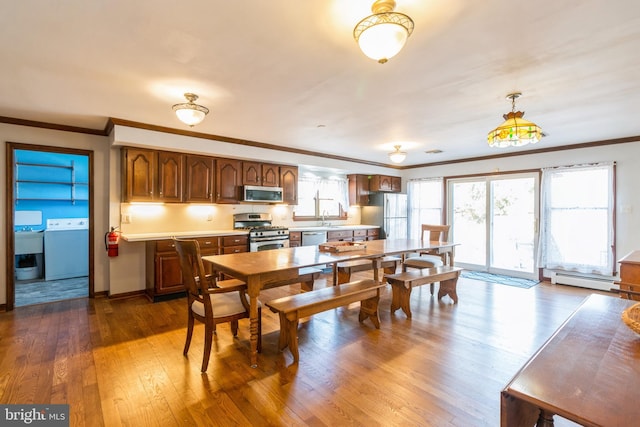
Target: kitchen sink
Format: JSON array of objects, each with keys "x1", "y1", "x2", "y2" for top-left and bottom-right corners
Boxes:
[{"x1": 15, "y1": 231, "x2": 44, "y2": 255}]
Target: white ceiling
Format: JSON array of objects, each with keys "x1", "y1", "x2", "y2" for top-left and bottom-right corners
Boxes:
[{"x1": 1, "y1": 0, "x2": 640, "y2": 166}]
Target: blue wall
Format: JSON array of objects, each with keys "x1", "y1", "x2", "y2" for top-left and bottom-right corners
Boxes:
[{"x1": 14, "y1": 150, "x2": 89, "y2": 231}]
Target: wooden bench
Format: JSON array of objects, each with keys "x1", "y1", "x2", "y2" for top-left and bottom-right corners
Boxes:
[
  {"x1": 265, "y1": 279, "x2": 385, "y2": 363},
  {"x1": 385, "y1": 266, "x2": 463, "y2": 318},
  {"x1": 336, "y1": 256, "x2": 401, "y2": 285}
]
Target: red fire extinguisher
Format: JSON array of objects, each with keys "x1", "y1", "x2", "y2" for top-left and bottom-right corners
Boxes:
[{"x1": 105, "y1": 227, "x2": 120, "y2": 257}]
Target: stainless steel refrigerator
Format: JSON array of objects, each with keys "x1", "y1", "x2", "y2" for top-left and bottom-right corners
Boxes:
[{"x1": 361, "y1": 192, "x2": 408, "y2": 239}]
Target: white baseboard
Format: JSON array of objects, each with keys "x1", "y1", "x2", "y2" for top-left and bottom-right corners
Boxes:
[{"x1": 544, "y1": 269, "x2": 617, "y2": 292}]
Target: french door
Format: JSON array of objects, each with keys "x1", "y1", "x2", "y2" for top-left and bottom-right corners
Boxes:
[{"x1": 447, "y1": 173, "x2": 539, "y2": 279}]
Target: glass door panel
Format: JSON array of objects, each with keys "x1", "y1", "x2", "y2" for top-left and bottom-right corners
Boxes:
[
  {"x1": 490, "y1": 176, "x2": 536, "y2": 276},
  {"x1": 449, "y1": 173, "x2": 538, "y2": 279},
  {"x1": 450, "y1": 180, "x2": 487, "y2": 267}
]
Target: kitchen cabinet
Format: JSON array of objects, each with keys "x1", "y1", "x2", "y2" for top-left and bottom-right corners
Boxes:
[
  {"x1": 280, "y1": 165, "x2": 299, "y2": 205},
  {"x1": 289, "y1": 231, "x2": 302, "y2": 247},
  {"x1": 353, "y1": 229, "x2": 367, "y2": 242},
  {"x1": 122, "y1": 146, "x2": 295, "y2": 205},
  {"x1": 327, "y1": 229, "x2": 353, "y2": 242},
  {"x1": 122, "y1": 148, "x2": 184, "y2": 202},
  {"x1": 216, "y1": 158, "x2": 242, "y2": 204},
  {"x1": 157, "y1": 151, "x2": 183, "y2": 202},
  {"x1": 122, "y1": 148, "x2": 156, "y2": 202},
  {"x1": 366, "y1": 228, "x2": 379, "y2": 241},
  {"x1": 242, "y1": 162, "x2": 280, "y2": 187},
  {"x1": 348, "y1": 174, "x2": 370, "y2": 206},
  {"x1": 221, "y1": 235, "x2": 248, "y2": 254},
  {"x1": 184, "y1": 155, "x2": 215, "y2": 202},
  {"x1": 145, "y1": 234, "x2": 248, "y2": 301},
  {"x1": 391, "y1": 176, "x2": 401, "y2": 192},
  {"x1": 369, "y1": 175, "x2": 401, "y2": 193},
  {"x1": 145, "y1": 239, "x2": 184, "y2": 301}
]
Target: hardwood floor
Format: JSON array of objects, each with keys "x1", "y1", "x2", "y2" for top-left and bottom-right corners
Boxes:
[{"x1": 0, "y1": 274, "x2": 607, "y2": 426}]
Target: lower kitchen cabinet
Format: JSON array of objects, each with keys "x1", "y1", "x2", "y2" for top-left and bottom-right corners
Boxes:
[
  {"x1": 289, "y1": 231, "x2": 301, "y2": 247},
  {"x1": 221, "y1": 235, "x2": 248, "y2": 254},
  {"x1": 327, "y1": 229, "x2": 354, "y2": 242},
  {"x1": 146, "y1": 239, "x2": 184, "y2": 301},
  {"x1": 145, "y1": 234, "x2": 247, "y2": 302}
]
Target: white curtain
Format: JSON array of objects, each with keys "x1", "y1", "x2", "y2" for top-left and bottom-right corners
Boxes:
[
  {"x1": 295, "y1": 174, "x2": 349, "y2": 217},
  {"x1": 407, "y1": 178, "x2": 443, "y2": 239},
  {"x1": 538, "y1": 162, "x2": 615, "y2": 275}
]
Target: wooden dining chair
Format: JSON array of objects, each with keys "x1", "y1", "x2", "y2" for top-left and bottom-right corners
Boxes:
[
  {"x1": 173, "y1": 238, "x2": 261, "y2": 372},
  {"x1": 403, "y1": 224, "x2": 451, "y2": 294}
]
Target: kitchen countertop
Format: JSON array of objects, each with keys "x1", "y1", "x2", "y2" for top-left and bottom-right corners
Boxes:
[
  {"x1": 288, "y1": 225, "x2": 379, "y2": 232},
  {"x1": 121, "y1": 225, "x2": 380, "y2": 242},
  {"x1": 121, "y1": 230, "x2": 248, "y2": 242}
]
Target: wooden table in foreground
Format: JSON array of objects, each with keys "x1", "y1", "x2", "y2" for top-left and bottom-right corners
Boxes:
[
  {"x1": 501, "y1": 294, "x2": 640, "y2": 427},
  {"x1": 202, "y1": 238, "x2": 457, "y2": 367}
]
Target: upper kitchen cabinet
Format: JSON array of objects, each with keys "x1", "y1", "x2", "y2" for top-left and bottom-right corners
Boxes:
[
  {"x1": 122, "y1": 148, "x2": 156, "y2": 202},
  {"x1": 216, "y1": 158, "x2": 242, "y2": 203},
  {"x1": 348, "y1": 174, "x2": 370, "y2": 206},
  {"x1": 369, "y1": 175, "x2": 401, "y2": 193},
  {"x1": 242, "y1": 162, "x2": 280, "y2": 187},
  {"x1": 184, "y1": 155, "x2": 215, "y2": 203},
  {"x1": 280, "y1": 165, "x2": 298, "y2": 205},
  {"x1": 122, "y1": 148, "x2": 184, "y2": 202},
  {"x1": 157, "y1": 151, "x2": 184, "y2": 202},
  {"x1": 391, "y1": 176, "x2": 401, "y2": 192}
]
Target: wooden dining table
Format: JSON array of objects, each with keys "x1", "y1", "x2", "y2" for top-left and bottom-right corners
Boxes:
[
  {"x1": 501, "y1": 294, "x2": 640, "y2": 426},
  {"x1": 202, "y1": 238, "x2": 458, "y2": 367}
]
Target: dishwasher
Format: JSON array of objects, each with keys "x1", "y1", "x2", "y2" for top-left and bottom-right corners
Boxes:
[{"x1": 301, "y1": 230, "x2": 327, "y2": 246}]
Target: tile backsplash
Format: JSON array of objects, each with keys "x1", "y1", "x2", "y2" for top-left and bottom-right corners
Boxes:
[{"x1": 119, "y1": 203, "x2": 361, "y2": 235}]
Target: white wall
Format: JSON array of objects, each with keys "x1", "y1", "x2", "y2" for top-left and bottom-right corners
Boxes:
[
  {"x1": 402, "y1": 141, "x2": 640, "y2": 268},
  {"x1": 3, "y1": 121, "x2": 638, "y2": 303},
  {"x1": 1, "y1": 124, "x2": 111, "y2": 306}
]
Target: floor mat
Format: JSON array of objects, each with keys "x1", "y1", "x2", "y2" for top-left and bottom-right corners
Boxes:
[{"x1": 460, "y1": 271, "x2": 539, "y2": 289}]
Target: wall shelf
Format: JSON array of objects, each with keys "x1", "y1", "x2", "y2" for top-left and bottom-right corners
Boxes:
[{"x1": 15, "y1": 161, "x2": 88, "y2": 204}]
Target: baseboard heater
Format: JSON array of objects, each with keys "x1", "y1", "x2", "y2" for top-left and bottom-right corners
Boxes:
[{"x1": 545, "y1": 269, "x2": 617, "y2": 292}]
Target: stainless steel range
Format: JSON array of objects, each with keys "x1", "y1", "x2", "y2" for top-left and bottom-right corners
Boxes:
[{"x1": 233, "y1": 213, "x2": 289, "y2": 252}]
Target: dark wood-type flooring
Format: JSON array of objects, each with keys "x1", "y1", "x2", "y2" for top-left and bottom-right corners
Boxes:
[{"x1": 0, "y1": 272, "x2": 605, "y2": 426}]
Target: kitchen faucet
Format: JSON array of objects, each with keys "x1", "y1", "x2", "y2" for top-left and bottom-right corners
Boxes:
[{"x1": 320, "y1": 210, "x2": 331, "y2": 227}]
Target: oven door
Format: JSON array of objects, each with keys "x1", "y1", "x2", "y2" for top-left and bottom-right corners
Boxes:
[{"x1": 250, "y1": 239, "x2": 290, "y2": 252}]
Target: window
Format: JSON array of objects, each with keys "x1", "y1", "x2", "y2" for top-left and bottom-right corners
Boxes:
[
  {"x1": 293, "y1": 174, "x2": 349, "y2": 219},
  {"x1": 407, "y1": 178, "x2": 443, "y2": 239},
  {"x1": 539, "y1": 162, "x2": 615, "y2": 275}
]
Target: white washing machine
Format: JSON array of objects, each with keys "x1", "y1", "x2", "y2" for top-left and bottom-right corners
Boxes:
[{"x1": 44, "y1": 218, "x2": 89, "y2": 281}]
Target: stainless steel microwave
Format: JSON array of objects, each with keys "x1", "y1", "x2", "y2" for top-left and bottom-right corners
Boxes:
[{"x1": 243, "y1": 185, "x2": 284, "y2": 203}]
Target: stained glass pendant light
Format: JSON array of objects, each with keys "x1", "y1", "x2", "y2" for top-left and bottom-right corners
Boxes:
[{"x1": 488, "y1": 92, "x2": 543, "y2": 148}]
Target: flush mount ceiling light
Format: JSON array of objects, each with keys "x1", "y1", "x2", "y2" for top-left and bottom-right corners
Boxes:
[
  {"x1": 389, "y1": 145, "x2": 407, "y2": 163},
  {"x1": 353, "y1": 0, "x2": 414, "y2": 64},
  {"x1": 172, "y1": 93, "x2": 209, "y2": 127},
  {"x1": 488, "y1": 92, "x2": 543, "y2": 148}
]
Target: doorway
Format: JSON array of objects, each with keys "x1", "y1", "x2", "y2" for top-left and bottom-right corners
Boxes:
[
  {"x1": 6, "y1": 142, "x2": 94, "y2": 310},
  {"x1": 447, "y1": 172, "x2": 539, "y2": 279}
]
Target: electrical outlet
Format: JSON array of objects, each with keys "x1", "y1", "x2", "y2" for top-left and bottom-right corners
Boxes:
[
  {"x1": 207, "y1": 214, "x2": 213, "y2": 221},
  {"x1": 122, "y1": 213, "x2": 131, "y2": 224}
]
